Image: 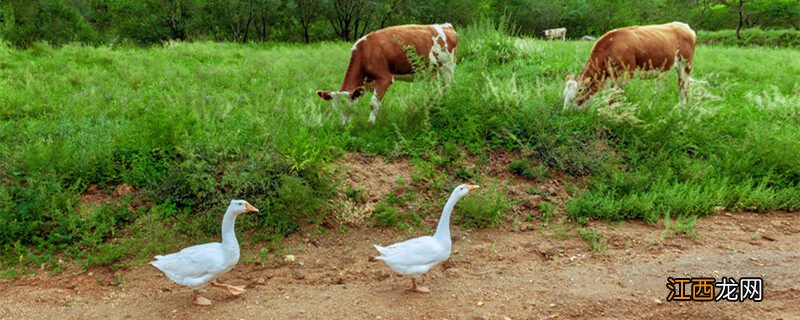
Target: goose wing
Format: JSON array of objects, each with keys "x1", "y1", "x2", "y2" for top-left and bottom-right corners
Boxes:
[
  {"x1": 374, "y1": 236, "x2": 449, "y2": 267},
  {"x1": 150, "y1": 243, "x2": 228, "y2": 286}
]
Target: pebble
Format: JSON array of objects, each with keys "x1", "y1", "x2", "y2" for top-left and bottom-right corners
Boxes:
[
  {"x1": 284, "y1": 255, "x2": 296, "y2": 263},
  {"x1": 477, "y1": 301, "x2": 484, "y2": 307}
]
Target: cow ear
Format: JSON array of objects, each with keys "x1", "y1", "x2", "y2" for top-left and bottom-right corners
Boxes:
[
  {"x1": 317, "y1": 90, "x2": 333, "y2": 101},
  {"x1": 350, "y1": 88, "x2": 365, "y2": 100}
]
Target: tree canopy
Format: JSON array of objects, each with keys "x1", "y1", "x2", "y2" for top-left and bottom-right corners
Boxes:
[{"x1": 1, "y1": 0, "x2": 798, "y2": 47}]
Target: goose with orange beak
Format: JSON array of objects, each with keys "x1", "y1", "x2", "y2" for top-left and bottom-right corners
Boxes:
[
  {"x1": 151, "y1": 200, "x2": 259, "y2": 305},
  {"x1": 374, "y1": 184, "x2": 478, "y2": 293}
]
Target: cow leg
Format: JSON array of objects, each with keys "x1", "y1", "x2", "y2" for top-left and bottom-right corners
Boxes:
[
  {"x1": 676, "y1": 60, "x2": 691, "y2": 107},
  {"x1": 368, "y1": 78, "x2": 392, "y2": 125}
]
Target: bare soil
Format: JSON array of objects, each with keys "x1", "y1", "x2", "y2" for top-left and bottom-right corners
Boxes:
[{"x1": 2, "y1": 154, "x2": 798, "y2": 319}]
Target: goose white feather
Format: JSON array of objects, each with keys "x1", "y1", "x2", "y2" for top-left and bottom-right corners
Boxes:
[
  {"x1": 150, "y1": 199, "x2": 258, "y2": 305},
  {"x1": 373, "y1": 184, "x2": 478, "y2": 292}
]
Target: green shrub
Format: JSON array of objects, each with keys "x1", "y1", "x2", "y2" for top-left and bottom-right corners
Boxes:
[
  {"x1": 372, "y1": 202, "x2": 399, "y2": 228},
  {"x1": 455, "y1": 184, "x2": 511, "y2": 229}
]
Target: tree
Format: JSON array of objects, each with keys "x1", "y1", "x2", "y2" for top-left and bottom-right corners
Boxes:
[
  {"x1": 720, "y1": 0, "x2": 747, "y2": 39},
  {"x1": 691, "y1": 0, "x2": 714, "y2": 29},
  {"x1": 325, "y1": 0, "x2": 361, "y2": 41},
  {"x1": 288, "y1": 0, "x2": 321, "y2": 43},
  {"x1": 204, "y1": 0, "x2": 256, "y2": 43}
]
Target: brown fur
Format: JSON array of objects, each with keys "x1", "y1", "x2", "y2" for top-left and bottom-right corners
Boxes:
[
  {"x1": 317, "y1": 24, "x2": 458, "y2": 108},
  {"x1": 570, "y1": 22, "x2": 696, "y2": 106}
]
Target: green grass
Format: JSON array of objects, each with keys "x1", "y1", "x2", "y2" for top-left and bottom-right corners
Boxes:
[
  {"x1": 1, "y1": 23, "x2": 800, "y2": 270},
  {"x1": 698, "y1": 28, "x2": 800, "y2": 48},
  {"x1": 579, "y1": 228, "x2": 607, "y2": 253}
]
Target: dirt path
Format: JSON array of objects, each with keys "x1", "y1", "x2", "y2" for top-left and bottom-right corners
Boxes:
[{"x1": 2, "y1": 211, "x2": 799, "y2": 319}]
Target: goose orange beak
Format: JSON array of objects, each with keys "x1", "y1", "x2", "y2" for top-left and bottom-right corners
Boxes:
[
  {"x1": 467, "y1": 185, "x2": 480, "y2": 191},
  {"x1": 245, "y1": 202, "x2": 259, "y2": 213}
]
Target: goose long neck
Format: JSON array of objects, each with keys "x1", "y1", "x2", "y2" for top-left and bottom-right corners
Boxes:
[
  {"x1": 220, "y1": 208, "x2": 239, "y2": 249},
  {"x1": 433, "y1": 193, "x2": 460, "y2": 241}
]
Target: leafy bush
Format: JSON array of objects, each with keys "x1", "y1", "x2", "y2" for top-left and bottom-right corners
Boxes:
[
  {"x1": 372, "y1": 202, "x2": 399, "y2": 228},
  {"x1": 2, "y1": 0, "x2": 98, "y2": 47},
  {"x1": 459, "y1": 18, "x2": 520, "y2": 66},
  {"x1": 455, "y1": 184, "x2": 512, "y2": 228}
]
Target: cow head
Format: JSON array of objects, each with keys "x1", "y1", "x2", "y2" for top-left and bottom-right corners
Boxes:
[
  {"x1": 563, "y1": 75, "x2": 590, "y2": 109},
  {"x1": 316, "y1": 88, "x2": 365, "y2": 124}
]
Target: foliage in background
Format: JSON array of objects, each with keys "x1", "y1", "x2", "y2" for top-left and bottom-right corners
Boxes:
[
  {"x1": 698, "y1": 27, "x2": 800, "y2": 47},
  {"x1": 1, "y1": 0, "x2": 799, "y2": 47}
]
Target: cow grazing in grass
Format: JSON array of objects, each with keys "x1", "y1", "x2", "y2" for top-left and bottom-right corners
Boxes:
[
  {"x1": 563, "y1": 22, "x2": 697, "y2": 109},
  {"x1": 544, "y1": 28, "x2": 567, "y2": 41},
  {"x1": 317, "y1": 23, "x2": 458, "y2": 125}
]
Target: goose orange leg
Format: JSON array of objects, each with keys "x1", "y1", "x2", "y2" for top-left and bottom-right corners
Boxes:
[{"x1": 408, "y1": 277, "x2": 430, "y2": 293}]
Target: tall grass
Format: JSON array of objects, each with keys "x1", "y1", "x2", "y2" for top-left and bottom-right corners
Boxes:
[
  {"x1": 1, "y1": 23, "x2": 799, "y2": 269},
  {"x1": 698, "y1": 28, "x2": 800, "y2": 47}
]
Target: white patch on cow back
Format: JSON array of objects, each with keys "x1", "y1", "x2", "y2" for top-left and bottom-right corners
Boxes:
[
  {"x1": 433, "y1": 23, "x2": 449, "y2": 44},
  {"x1": 673, "y1": 22, "x2": 696, "y2": 38},
  {"x1": 428, "y1": 23, "x2": 456, "y2": 83},
  {"x1": 351, "y1": 35, "x2": 368, "y2": 52}
]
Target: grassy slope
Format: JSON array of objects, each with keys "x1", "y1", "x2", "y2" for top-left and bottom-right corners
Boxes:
[{"x1": 1, "y1": 25, "x2": 799, "y2": 270}]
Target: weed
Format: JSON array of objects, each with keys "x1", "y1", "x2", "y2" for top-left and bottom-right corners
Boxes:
[{"x1": 579, "y1": 228, "x2": 606, "y2": 253}]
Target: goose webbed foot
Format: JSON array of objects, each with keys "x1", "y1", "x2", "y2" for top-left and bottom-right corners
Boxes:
[
  {"x1": 193, "y1": 290, "x2": 212, "y2": 306},
  {"x1": 211, "y1": 281, "x2": 246, "y2": 295}
]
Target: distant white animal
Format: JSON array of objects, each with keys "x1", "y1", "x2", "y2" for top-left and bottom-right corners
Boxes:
[
  {"x1": 373, "y1": 184, "x2": 478, "y2": 293},
  {"x1": 544, "y1": 28, "x2": 567, "y2": 41},
  {"x1": 150, "y1": 200, "x2": 259, "y2": 305}
]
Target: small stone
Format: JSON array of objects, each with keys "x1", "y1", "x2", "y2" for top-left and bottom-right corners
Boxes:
[
  {"x1": 653, "y1": 298, "x2": 662, "y2": 304},
  {"x1": 283, "y1": 255, "x2": 296, "y2": 263},
  {"x1": 549, "y1": 303, "x2": 556, "y2": 308},
  {"x1": 292, "y1": 269, "x2": 306, "y2": 280},
  {"x1": 477, "y1": 301, "x2": 484, "y2": 307}
]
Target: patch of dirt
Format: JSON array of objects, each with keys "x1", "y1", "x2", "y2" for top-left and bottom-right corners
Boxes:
[
  {"x1": 2, "y1": 212, "x2": 798, "y2": 319},
  {"x1": 341, "y1": 153, "x2": 414, "y2": 202},
  {"x1": 2, "y1": 155, "x2": 798, "y2": 319},
  {"x1": 78, "y1": 183, "x2": 137, "y2": 206},
  {"x1": 330, "y1": 153, "x2": 414, "y2": 224}
]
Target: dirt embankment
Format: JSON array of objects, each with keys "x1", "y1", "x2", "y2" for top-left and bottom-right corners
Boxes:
[{"x1": 2, "y1": 154, "x2": 798, "y2": 319}]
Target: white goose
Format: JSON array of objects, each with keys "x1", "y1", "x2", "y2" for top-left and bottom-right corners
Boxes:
[
  {"x1": 150, "y1": 199, "x2": 259, "y2": 305},
  {"x1": 374, "y1": 184, "x2": 478, "y2": 293}
]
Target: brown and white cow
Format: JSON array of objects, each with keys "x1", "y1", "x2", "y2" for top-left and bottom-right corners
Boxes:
[
  {"x1": 317, "y1": 23, "x2": 458, "y2": 125},
  {"x1": 544, "y1": 28, "x2": 567, "y2": 41},
  {"x1": 563, "y1": 22, "x2": 697, "y2": 109}
]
